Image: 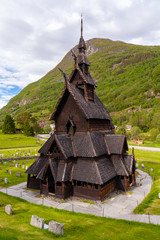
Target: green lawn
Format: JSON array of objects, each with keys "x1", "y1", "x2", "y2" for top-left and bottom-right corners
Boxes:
[
  {"x1": 0, "y1": 147, "x2": 40, "y2": 159},
  {"x1": 0, "y1": 131, "x2": 43, "y2": 149},
  {"x1": 128, "y1": 148, "x2": 160, "y2": 162},
  {"x1": 128, "y1": 141, "x2": 160, "y2": 148},
  {"x1": 134, "y1": 161, "x2": 160, "y2": 215},
  {"x1": 0, "y1": 193, "x2": 160, "y2": 240}
]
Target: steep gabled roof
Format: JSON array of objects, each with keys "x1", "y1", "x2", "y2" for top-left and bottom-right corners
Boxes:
[
  {"x1": 50, "y1": 79, "x2": 111, "y2": 121},
  {"x1": 104, "y1": 134, "x2": 128, "y2": 155},
  {"x1": 69, "y1": 65, "x2": 95, "y2": 85},
  {"x1": 111, "y1": 155, "x2": 129, "y2": 176}
]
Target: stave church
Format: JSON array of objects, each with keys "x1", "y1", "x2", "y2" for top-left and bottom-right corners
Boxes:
[{"x1": 26, "y1": 18, "x2": 136, "y2": 200}]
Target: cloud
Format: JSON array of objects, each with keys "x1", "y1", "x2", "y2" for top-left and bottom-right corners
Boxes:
[{"x1": 0, "y1": 0, "x2": 160, "y2": 109}]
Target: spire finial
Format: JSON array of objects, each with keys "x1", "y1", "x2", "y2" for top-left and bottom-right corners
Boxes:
[{"x1": 81, "y1": 13, "x2": 83, "y2": 37}]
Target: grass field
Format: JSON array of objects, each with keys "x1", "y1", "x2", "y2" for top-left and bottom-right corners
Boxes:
[
  {"x1": 134, "y1": 161, "x2": 160, "y2": 215},
  {"x1": 0, "y1": 193, "x2": 160, "y2": 240},
  {"x1": 128, "y1": 141, "x2": 160, "y2": 148},
  {"x1": 129, "y1": 148, "x2": 160, "y2": 162},
  {"x1": 0, "y1": 131, "x2": 43, "y2": 149}
]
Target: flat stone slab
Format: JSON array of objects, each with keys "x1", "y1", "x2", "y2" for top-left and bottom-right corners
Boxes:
[
  {"x1": 49, "y1": 220, "x2": 63, "y2": 235},
  {"x1": 5, "y1": 204, "x2": 12, "y2": 215},
  {"x1": 30, "y1": 215, "x2": 44, "y2": 229}
]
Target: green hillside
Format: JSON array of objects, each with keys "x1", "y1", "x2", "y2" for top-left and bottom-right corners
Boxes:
[{"x1": 0, "y1": 38, "x2": 160, "y2": 125}]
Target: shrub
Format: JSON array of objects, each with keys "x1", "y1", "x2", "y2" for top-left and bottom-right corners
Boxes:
[{"x1": 156, "y1": 134, "x2": 160, "y2": 143}]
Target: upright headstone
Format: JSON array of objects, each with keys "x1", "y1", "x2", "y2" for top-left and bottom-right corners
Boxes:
[
  {"x1": 25, "y1": 166, "x2": 28, "y2": 170},
  {"x1": 16, "y1": 172, "x2": 21, "y2": 177},
  {"x1": 48, "y1": 220, "x2": 63, "y2": 235},
  {"x1": 9, "y1": 170, "x2": 12, "y2": 175},
  {"x1": 22, "y1": 165, "x2": 25, "y2": 169},
  {"x1": 4, "y1": 178, "x2": 8, "y2": 184},
  {"x1": 4, "y1": 162, "x2": 7, "y2": 165},
  {"x1": 5, "y1": 205, "x2": 12, "y2": 215},
  {"x1": 6, "y1": 169, "x2": 8, "y2": 173},
  {"x1": 30, "y1": 215, "x2": 44, "y2": 229}
]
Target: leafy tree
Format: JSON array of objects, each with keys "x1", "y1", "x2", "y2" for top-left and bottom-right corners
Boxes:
[
  {"x1": 43, "y1": 124, "x2": 52, "y2": 134},
  {"x1": 17, "y1": 112, "x2": 31, "y2": 126},
  {"x1": 23, "y1": 121, "x2": 34, "y2": 136},
  {"x1": 131, "y1": 126, "x2": 141, "y2": 139},
  {"x1": 149, "y1": 128, "x2": 159, "y2": 141},
  {"x1": 156, "y1": 134, "x2": 160, "y2": 143},
  {"x1": 32, "y1": 122, "x2": 42, "y2": 134},
  {"x1": 2, "y1": 114, "x2": 15, "y2": 134}
]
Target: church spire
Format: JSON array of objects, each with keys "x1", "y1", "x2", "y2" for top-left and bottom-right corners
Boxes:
[{"x1": 78, "y1": 14, "x2": 86, "y2": 53}]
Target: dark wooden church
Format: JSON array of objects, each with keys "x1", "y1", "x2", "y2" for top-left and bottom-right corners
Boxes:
[{"x1": 26, "y1": 19, "x2": 136, "y2": 200}]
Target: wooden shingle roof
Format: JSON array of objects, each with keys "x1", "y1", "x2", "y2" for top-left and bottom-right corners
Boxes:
[{"x1": 105, "y1": 134, "x2": 128, "y2": 155}]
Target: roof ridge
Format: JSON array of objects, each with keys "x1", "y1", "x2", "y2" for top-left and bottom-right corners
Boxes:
[
  {"x1": 94, "y1": 161, "x2": 103, "y2": 185},
  {"x1": 88, "y1": 131, "x2": 97, "y2": 157}
]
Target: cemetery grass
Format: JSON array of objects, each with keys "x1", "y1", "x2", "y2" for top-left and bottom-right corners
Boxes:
[
  {"x1": 134, "y1": 161, "x2": 160, "y2": 215},
  {"x1": 0, "y1": 193, "x2": 160, "y2": 240},
  {"x1": 0, "y1": 130, "x2": 43, "y2": 149},
  {"x1": 0, "y1": 158, "x2": 35, "y2": 188}
]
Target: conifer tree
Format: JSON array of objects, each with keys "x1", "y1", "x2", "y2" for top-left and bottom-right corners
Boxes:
[{"x1": 2, "y1": 114, "x2": 15, "y2": 134}]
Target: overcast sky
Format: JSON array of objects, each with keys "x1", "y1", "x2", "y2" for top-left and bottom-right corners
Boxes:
[{"x1": 0, "y1": 0, "x2": 160, "y2": 109}]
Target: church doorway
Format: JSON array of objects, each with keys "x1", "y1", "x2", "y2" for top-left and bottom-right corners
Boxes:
[{"x1": 46, "y1": 167, "x2": 55, "y2": 194}]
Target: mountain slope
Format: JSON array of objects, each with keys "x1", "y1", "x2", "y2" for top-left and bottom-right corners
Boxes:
[{"x1": 0, "y1": 38, "x2": 160, "y2": 123}]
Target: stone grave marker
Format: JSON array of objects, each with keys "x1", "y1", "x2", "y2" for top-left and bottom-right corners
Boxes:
[
  {"x1": 159, "y1": 193, "x2": 160, "y2": 199},
  {"x1": 4, "y1": 178, "x2": 8, "y2": 184},
  {"x1": 19, "y1": 164, "x2": 21, "y2": 168},
  {"x1": 26, "y1": 166, "x2": 28, "y2": 170},
  {"x1": 26, "y1": 160, "x2": 28, "y2": 162},
  {"x1": 6, "y1": 169, "x2": 8, "y2": 173},
  {"x1": 22, "y1": 165, "x2": 25, "y2": 169},
  {"x1": 4, "y1": 162, "x2": 7, "y2": 165},
  {"x1": 5, "y1": 205, "x2": 12, "y2": 215},
  {"x1": 15, "y1": 164, "x2": 18, "y2": 168},
  {"x1": 0, "y1": 178, "x2": 3, "y2": 181},
  {"x1": 13, "y1": 160, "x2": 15, "y2": 163},
  {"x1": 16, "y1": 172, "x2": 21, "y2": 177},
  {"x1": 48, "y1": 220, "x2": 63, "y2": 235},
  {"x1": 9, "y1": 170, "x2": 12, "y2": 175},
  {"x1": 30, "y1": 215, "x2": 44, "y2": 229},
  {"x1": 10, "y1": 164, "x2": 14, "y2": 167}
]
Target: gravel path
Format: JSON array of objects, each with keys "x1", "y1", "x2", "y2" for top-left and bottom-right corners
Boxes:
[{"x1": 1, "y1": 169, "x2": 160, "y2": 225}]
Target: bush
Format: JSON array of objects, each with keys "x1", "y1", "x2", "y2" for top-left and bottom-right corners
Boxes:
[{"x1": 131, "y1": 126, "x2": 141, "y2": 139}]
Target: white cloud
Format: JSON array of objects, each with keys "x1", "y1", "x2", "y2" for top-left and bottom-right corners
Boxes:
[{"x1": 0, "y1": 0, "x2": 160, "y2": 109}]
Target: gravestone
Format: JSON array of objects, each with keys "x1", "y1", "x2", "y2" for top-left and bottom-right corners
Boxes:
[
  {"x1": 1, "y1": 161, "x2": 3, "y2": 164},
  {"x1": 5, "y1": 205, "x2": 12, "y2": 215},
  {"x1": 16, "y1": 172, "x2": 21, "y2": 177},
  {"x1": 19, "y1": 164, "x2": 21, "y2": 168},
  {"x1": 0, "y1": 178, "x2": 3, "y2": 181},
  {"x1": 22, "y1": 165, "x2": 25, "y2": 169},
  {"x1": 9, "y1": 170, "x2": 12, "y2": 175},
  {"x1": 26, "y1": 160, "x2": 28, "y2": 162},
  {"x1": 48, "y1": 220, "x2": 63, "y2": 235},
  {"x1": 15, "y1": 164, "x2": 18, "y2": 168},
  {"x1": 30, "y1": 215, "x2": 44, "y2": 229},
  {"x1": 159, "y1": 193, "x2": 160, "y2": 199},
  {"x1": 25, "y1": 166, "x2": 28, "y2": 170},
  {"x1": 4, "y1": 162, "x2": 7, "y2": 165},
  {"x1": 4, "y1": 178, "x2": 8, "y2": 184},
  {"x1": 13, "y1": 160, "x2": 15, "y2": 163},
  {"x1": 10, "y1": 164, "x2": 14, "y2": 167},
  {"x1": 6, "y1": 169, "x2": 8, "y2": 173}
]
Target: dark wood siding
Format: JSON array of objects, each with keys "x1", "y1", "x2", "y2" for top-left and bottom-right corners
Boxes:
[
  {"x1": 88, "y1": 119, "x2": 111, "y2": 131},
  {"x1": 55, "y1": 94, "x2": 87, "y2": 133}
]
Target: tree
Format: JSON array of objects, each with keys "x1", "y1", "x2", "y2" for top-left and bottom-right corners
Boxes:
[
  {"x1": 17, "y1": 112, "x2": 31, "y2": 126},
  {"x1": 2, "y1": 115, "x2": 15, "y2": 134},
  {"x1": 43, "y1": 124, "x2": 52, "y2": 134},
  {"x1": 156, "y1": 134, "x2": 160, "y2": 143},
  {"x1": 131, "y1": 126, "x2": 141, "y2": 139},
  {"x1": 23, "y1": 121, "x2": 34, "y2": 136},
  {"x1": 149, "y1": 128, "x2": 159, "y2": 141}
]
